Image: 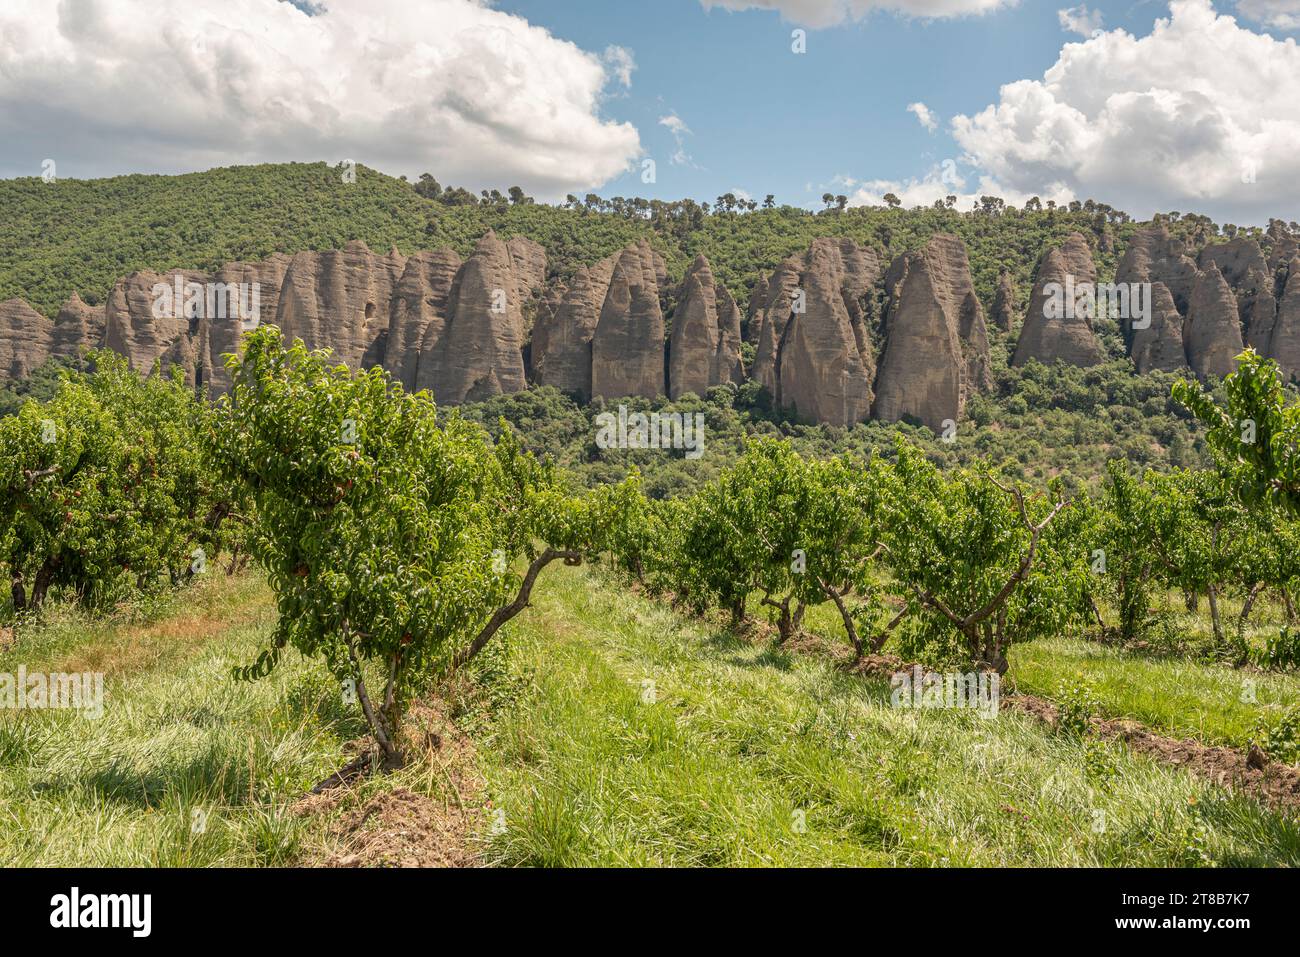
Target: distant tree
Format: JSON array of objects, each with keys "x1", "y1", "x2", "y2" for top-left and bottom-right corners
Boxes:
[
  {"x1": 822, "y1": 192, "x2": 835, "y2": 209},
  {"x1": 414, "y1": 173, "x2": 443, "y2": 200},
  {"x1": 763, "y1": 194, "x2": 775, "y2": 209},
  {"x1": 882, "y1": 193, "x2": 901, "y2": 209}
]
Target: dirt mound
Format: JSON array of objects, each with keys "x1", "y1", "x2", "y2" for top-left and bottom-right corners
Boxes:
[
  {"x1": 1004, "y1": 694, "x2": 1300, "y2": 815},
  {"x1": 298, "y1": 702, "x2": 485, "y2": 868}
]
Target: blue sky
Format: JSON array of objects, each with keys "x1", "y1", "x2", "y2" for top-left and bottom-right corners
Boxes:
[
  {"x1": 497, "y1": 0, "x2": 1300, "y2": 218},
  {"x1": 2, "y1": 0, "x2": 1297, "y2": 223}
]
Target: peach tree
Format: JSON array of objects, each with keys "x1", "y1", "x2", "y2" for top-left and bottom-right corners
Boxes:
[{"x1": 211, "y1": 328, "x2": 634, "y2": 768}]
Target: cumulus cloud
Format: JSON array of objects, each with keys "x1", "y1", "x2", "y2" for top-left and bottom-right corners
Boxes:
[
  {"x1": 698, "y1": 0, "x2": 1015, "y2": 29},
  {"x1": 1057, "y1": 4, "x2": 1104, "y2": 36},
  {"x1": 1236, "y1": 1, "x2": 1300, "y2": 29},
  {"x1": 907, "y1": 102, "x2": 939, "y2": 132},
  {"x1": 0, "y1": 0, "x2": 641, "y2": 198},
  {"x1": 844, "y1": 161, "x2": 1072, "y2": 210},
  {"x1": 949, "y1": 0, "x2": 1300, "y2": 222}
]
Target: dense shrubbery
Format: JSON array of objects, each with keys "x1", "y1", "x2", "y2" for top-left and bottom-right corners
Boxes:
[{"x1": 0, "y1": 352, "x2": 241, "y2": 612}]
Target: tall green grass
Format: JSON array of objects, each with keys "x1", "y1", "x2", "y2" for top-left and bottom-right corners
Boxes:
[{"x1": 468, "y1": 566, "x2": 1300, "y2": 867}]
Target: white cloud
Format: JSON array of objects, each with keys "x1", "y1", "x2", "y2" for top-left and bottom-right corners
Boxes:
[
  {"x1": 907, "y1": 102, "x2": 939, "y2": 132},
  {"x1": 0, "y1": 0, "x2": 641, "y2": 199},
  {"x1": 949, "y1": 0, "x2": 1300, "y2": 222},
  {"x1": 844, "y1": 161, "x2": 1072, "y2": 210},
  {"x1": 1236, "y1": 0, "x2": 1300, "y2": 29},
  {"x1": 603, "y1": 45, "x2": 637, "y2": 87},
  {"x1": 1057, "y1": 4, "x2": 1104, "y2": 37},
  {"x1": 698, "y1": 0, "x2": 1015, "y2": 28},
  {"x1": 659, "y1": 112, "x2": 697, "y2": 166}
]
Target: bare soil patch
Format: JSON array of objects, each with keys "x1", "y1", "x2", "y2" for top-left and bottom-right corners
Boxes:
[
  {"x1": 297, "y1": 702, "x2": 486, "y2": 868},
  {"x1": 1003, "y1": 693, "x2": 1300, "y2": 815}
]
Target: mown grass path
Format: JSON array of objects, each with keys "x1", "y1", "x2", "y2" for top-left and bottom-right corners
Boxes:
[{"x1": 473, "y1": 565, "x2": 1300, "y2": 866}]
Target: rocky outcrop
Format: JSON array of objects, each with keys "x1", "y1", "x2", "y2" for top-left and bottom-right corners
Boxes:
[
  {"x1": 0, "y1": 299, "x2": 53, "y2": 382},
  {"x1": 1129, "y1": 282, "x2": 1187, "y2": 374},
  {"x1": 1269, "y1": 258, "x2": 1300, "y2": 380},
  {"x1": 591, "y1": 241, "x2": 667, "y2": 400},
  {"x1": 274, "y1": 241, "x2": 406, "y2": 372},
  {"x1": 531, "y1": 257, "x2": 617, "y2": 399},
  {"x1": 415, "y1": 231, "x2": 541, "y2": 405},
  {"x1": 1012, "y1": 233, "x2": 1105, "y2": 368},
  {"x1": 103, "y1": 268, "x2": 209, "y2": 384},
  {"x1": 668, "y1": 254, "x2": 744, "y2": 399},
  {"x1": 777, "y1": 243, "x2": 876, "y2": 426},
  {"x1": 747, "y1": 238, "x2": 882, "y2": 423},
  {"x1": 51, "y1": 293, "x2": 104, "y2": 361},
  {"x1": 1117, "y1": 225, "x2": 1200, "y2": 315},
  {"x1": 200, "y1": 253, "x2": 291, "y2": 394},
  {"x1": 749, "y1": 253, "x2": 807, "y2": 399},
  {"x1": 383, "y1": 249, "x2": 462, "y2": 392},
  {"x1": 991, "y1": 270, "x2": 1017, "y2": 333},
  {"x1": 873, "y1": 234, "x2": 989, "y2": 429},
  {"x1": 872, "y1": 253, "x2": 963, "y2": 429},
  {"x1": 1184, "y1": 263, "x2": 1245, "y2": 380}
]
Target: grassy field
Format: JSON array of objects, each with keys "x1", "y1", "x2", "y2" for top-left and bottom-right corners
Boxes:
[
  {"x1": 3, "y1": 566, "x2": 1298, "y2": 867},
  {"x1": 468, "y1": 566, "x2": 1300, "y2": 866}
]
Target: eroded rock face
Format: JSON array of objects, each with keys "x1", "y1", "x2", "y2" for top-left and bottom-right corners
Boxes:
[
  {"x1": 0, "y1": 299, "x2": 53, "y2": 381},
  {"x1": 103, "y1": 268, "x2": 209, "y2": 385},
  {"x1": 383, "y1": 248, "x2": 462, "y2": 392},
  {"x1": 591, "y1": 241, "x2": 667, "y2": 400},
  {"x1": 201, "y1": 254, "x2": 291, "y2": 395},
  {"x1": 1270, "y1": 257, "x2": 1300, "y2": 380},
  {"x1": 668, "y1": 254, "x2": 745, "y2": 399},
  {"x1": 778, "y1": 244, "x2": 875, "y2": 426},
  {"x1": 1012, "y1": 234, "x2": 1105, "y2": 368},
  {"x1": 51, "y1": 293, "x2": 104, "y2": 362},
  {"x1": 416, "y1": 230, "x2": 538, "y2": 405},
  {"x1": 1117, "y1": 225, "x2": 1200, "y2": 315},
  {"x1": 1185, "y1": 262, "x2": 1245, "y2": 380},
  {"x1": 531, "y1": 257, "x2": 617, "y2": 399},
  {"x1": 872, "y1": 251, "x2": 963, "y2": 430},
  {"x1": 991, "y1": 270, "x2": 1017, "y2": 333},
  {"x1": 274, "y1": 241, "x2": 406, "y2": 372},
  {"x1": 872, "y1": 234, "x2": 989, "y2": 430},
  {"x1": 746, "y1": 238, "x2": 882, "y2": 421},
  {"x1": 1129, "y1": 282, "x2": 1187, "y2": 374}
]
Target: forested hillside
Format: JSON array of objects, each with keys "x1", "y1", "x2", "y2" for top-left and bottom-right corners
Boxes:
[{"x1": 0, "y1": 160, "x2": 1258, "y2": 319}]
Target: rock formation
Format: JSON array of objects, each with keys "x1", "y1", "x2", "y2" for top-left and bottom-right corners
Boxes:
[
  {"x1": 274, "y1": 241, "x2": 406, "y2": 372},
  {"x1": 1129, "y1": 282, "x2": 1187, "y2": 374},
  {"x1": 873, "y1": 234, "x2": 989, "y2": 429},
  {"x1": 668, "y1": 254, "x2": 744, "y2": 399},
  {"x1": 1184, "y1": 262, "x2": 1245, "y2": 380},
  {"x1": 777, "y1": 243, "x2": 876, "y2": 426},
  {"x1": 590, "y1": 241, "x2": 667, "y2": 400},
  {"x1": 0, "y1": 299, "x2": 53, "y2": 382},
  {"x1": 1012, "y1": 233, "x2": 1105, "y2": 368},
  {"x1": 991, "y1": 270, "x2": 1017, "y2": 333},
  {"x1": 1269, "y1": 258, "x2": 1300, "y2": 378},
  {"x1": 51, "y1": 293, "x2": 104, "y2": 362},
  {"x1": 383, "y1": 248, "x2": 462, "y2": 392},
  {"x1": 414, "y1": 231, "x2": 543, "y2": 405},
  {"x1": 531, "y1": 257, "x2": 617, "y2": 399},
  {"x1": 747, "y1": 237, "x2": 882, "y2": 424}
]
